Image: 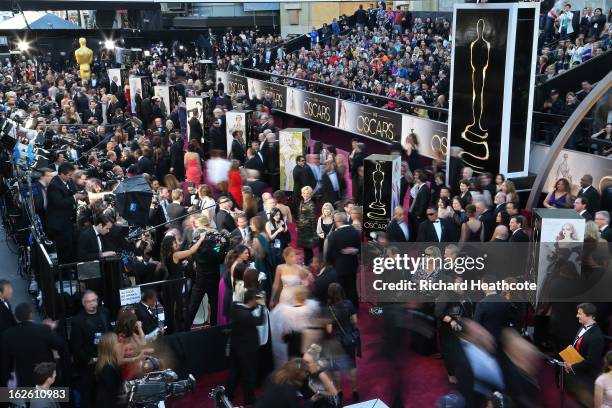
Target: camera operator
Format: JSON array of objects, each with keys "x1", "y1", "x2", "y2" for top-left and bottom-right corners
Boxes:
[
  {"x1": 70, "y1": 290, "x2": 112, "y2": 408},
  {"x1": 77, "y1": 214, "x2": 116, "y2": 262},
  {"x1": 32, "y1": 168, "x2": 54, "y2": 227},
  {"x1": 46, "y1": 162, "x2": 88, "y2": 264},
  {"x1": 135, "y1": 289, "x2": 164, "y2": 339},
  {"x1": 131, "y1": 233, "x2": 164, "y2": 284},
  {"x1": 186, "y1": 214, "x2": 223, "y2": 328}
]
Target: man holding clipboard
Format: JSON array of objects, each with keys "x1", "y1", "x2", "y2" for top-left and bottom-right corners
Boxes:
[{"x1": 560, "y1": 303, "x2": 605, "y2": 405}]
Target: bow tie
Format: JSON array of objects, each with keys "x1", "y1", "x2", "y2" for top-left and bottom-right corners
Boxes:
[{"x1": 433, "y1": 220, "x2": 440, "y2": 224}]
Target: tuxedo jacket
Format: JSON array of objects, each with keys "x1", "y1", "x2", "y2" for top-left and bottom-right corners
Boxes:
[
  {"x1": 577, "y1": 186, "x2": 601, "y2": 214},
  {"x1": 417, "y1": 218, "x2": 456, "y2": 242},
  {"x1": 136, "y1": 156, "x2": 155, "y2": 175},
  {"x1": 230, "y1": 304, "x2": 263, "y2": 350},
  {"x1": 509, "y1": 229, "x2": 529, "y2": 242},
  {"x1": 77, "y1": 226, "x2": 106, "y2": 262},
  {"x1": 169, "y1": 140, "x2": 185, "y2": 179},
  {"x1": 579, "y1": 210, "x2": 593, "y2": 222},
  {"x1": 320, "y1": 172, "x2": 346, "y2": 206},
  {"x1": 387, "y1": 219, "x2": 410, "y2": 242},
  {"x1": 479, "y1": 209, "x2": 496, "y2": 242},
  {"x1": 46, "y1": 176, "x2": 76, "y2": 232},
  {"x1": 166, "y1": 203, "x2": 187, "y2": 230},
  {"x1": 0, "y1": 300, "x2": 16, "y2": 334},
  {"x1": 245, "y1": 156, "x2": 265, "y2": 176},
  {"x1": 135, "y1": 302, "x2": 160, "y2": 335},
  {"x1": 231, "y1": 139, "x2": 246, "y2": 164},
  {"x1": 600, "y1": 226, "x2": 612, "y2": 242},
  {"x1": 410, "y1": 184, "x2": 431, "y2": 222},
  {"x1": 292, "y1": 165, "x2": 317, "y2": 198},
  {"x1": 325, "y1": 225, "x2": 361, "y2": 278},
  {"x1": 188, "y1": 116, "x2": 203, "y2": 142},
  {"x1": 215, "y1": 209, "x2": 237, "y2": 233},
  {"x1": 572, "y1": 324, "x2": 605, "y2": 381}
]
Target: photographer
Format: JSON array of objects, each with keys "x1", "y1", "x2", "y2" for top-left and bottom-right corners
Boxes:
[{"x1": 77, "y1": 214, "x2": 116, "y2": 262}]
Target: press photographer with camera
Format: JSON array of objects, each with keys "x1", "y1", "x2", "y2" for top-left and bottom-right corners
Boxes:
[{"x1": 77, "y1": 214, "x2": 117, "y2": 262}]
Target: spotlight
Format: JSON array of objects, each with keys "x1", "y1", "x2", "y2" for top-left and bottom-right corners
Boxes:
[
  {"x1": 104, "y1": 40, "x2": 115, "y2": 50},
  {"x1": 179, "y1": 45, "x2": 184, "y2": 50},
  {"x1": 17, "y1": 40, "x2": 29, "y2": 52}
]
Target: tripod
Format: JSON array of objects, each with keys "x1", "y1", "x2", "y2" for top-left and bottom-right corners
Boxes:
[{"x1": 547, "y1": 358, "x2": 567, "y2": 408}]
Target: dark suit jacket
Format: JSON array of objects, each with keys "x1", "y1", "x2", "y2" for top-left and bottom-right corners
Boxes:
[
  {"x1": 166, "y1": 202, "x2": 187, "y2": 230},
  {"x1": 600, "y1": 226, "x2": 612, "y2": 242},
  {"x1": 0, "y1": 300, "x2": 16, "y2": 334},
  {"x1": 579, "y1": 210, "x2": 593, "y2": 221},
  {"x1": 215, "y1": 209, "x2": 237, "y2": 233},
  {"x1": 325, "y1": 225, "x2": 361, "y2": 278},
  {"x1": 77, "y1": 226, "x2": 105, "y2": 261},
  {"x1": 410, "y1": 184, "x2": 431, "y2": 222},
  {"x1": 313, "y1": 266, "x2": 339, "y2": 303},
  {"x1": 136, "y1": 156, "x2": 155, "y2": 175},
  {"x1": 245, "y1": 179, "x2": 267, "y2": 198},
  {"x1": 479, "y1": 209, "x2": 496, "y2": 241},
  {"x1": 209, "y1": 126, "x2": 226, "y2": 151},
  {"x1": 578, "y1": 186, "x2": 601, "y2": 215},
  {"x1": 493, "y1": 203, "x2": 506, "y2": 217},
  {"x1": 245, "y1": 156, "x2": 265, "y2": 176},
  {"x1": 509, "y1": 229, "x2": 529, "y2": 242},
  {"x1": 70, "y1": 308, "x2": 111, "y2": 368},
  {"x1": 135, "y1": 303, "x2": 160, "y2": 335},
  {"x1": 387, "y1": 219, "x2": 410, "y2": 242},
  {"x1": 417, "y1": 218, "x2": 455, "y2": 242},
  {"x1": 0, "y1": 321, "x2": 68, "y2": 387},
  {"x1": 46, "y1": 176, "x2": 75, "y2": 233},
  {"x1": 474, "y1": 293, "x2": 513, "y2": 340},
  {"x1": 169, "y1": 139, "x2": 185, "y2": 180},
  {"x1": 320, "y1": 172, "x2": 346, "y2": 205},
  {"x1": 230, "y1": 303, "x2": 263, "y2": 350},
  {"x1": 188, "y1": 116, "x2": 203, "y2": 142},
  {"x1": 292, "y1": 165, "x2": 316, "y2": 199},
  {"x1": 572, "y1": 324, "x2": 605, "y2": 381},
  {"x1": 231, "y1": 139, "x2": 246, "y2": 164}
]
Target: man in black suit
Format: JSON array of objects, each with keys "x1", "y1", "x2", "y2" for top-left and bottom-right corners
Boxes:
[
  {"x1": 595, "y1": 211, "x2": 612, "y2": 242},
  {"x1": 230, "y1": 214, "x2": 252, "y2": 245},
  {"x1": 475, "y1": 200, "x2": 495, "y2": 241},
  {"x1": 0, "y1": 280, "x2": 16, "y2": 334},
  {"x1": 169, "y1": 133, "x2": 185, "y2": 182},
  {"x1": 225, "y1": 290, "x2": 263, "y2": 405},
  {"x1": 417, "y1": 206, "x2": 456, "y2": 242},
  {"x1": 82, "y1": 100, "x2": 102, "y2": 124},
  {"x1": 188, "y1": 110, "x2": 203, "y2": 142},
  {"x1": 311, "y1": 254, "x2": 339, "y2": 303},
  {"x1": 574, "y1": 197, "x2": 593, "y2": 221},
  {"x1": 292, "y1": 155, "x2": 316, "y2": 210},
  {"x1": 565, "y1": 303, "x2": 605, "y2": 404},
  {"x1": 245, "y1": 170, "x2": 266, "y2": 199},
  {"x1": 208, "y1": 118, "x2": 226, "y2": 152},
  {"x1": 215, "y1": 196, "x2": 237, "y2": 233},
  {"x1": 244, "y1": 148, "x2": 265, "y2": 176},
  {"x1": 577, "y1": 174, "x2": 601, "y2": 215},
  {"x1": 320, "y1": 160, "x2": 346, "y2": 206},
  {"x1": 135, "y1": 289, "x2": 161, "y2": 336},
  {"x1": 387, "y1": 207, "x2": 410, "y2": 242},
  {"x1": 230, "y1": 131, "x2": 246, "y2": 164},
  {"x1": 0, "y1": 303, "x2": 68, "y2": 388},
  {"x1": 493, "y1": 191, "x2": 507, "y2": 217},
  {"x1": 474, "y1": 275, "x2": 514, "y2": 341},
  {"x1": 166, "y1": 189, "x2": 187, "y2": 231},
  {"x1": 409, "y1": 171, "x2": 431, "y2": 236},
  {"x1": 77, "y1": 215, "x2": 116, "y2": 262},
  {"x1": 134, "y1": 148, "x2": 155, "y2": 175},
  {"x1": 325, "y1": 213, "x2": 361, "y2": 308},
  {"x1": 263, "y1": 132, "x2": 280, "y2": 191},
  {"x1": 46, "y1": 163, "x2": 87, "y2": 264},
  {"x1": 70, "y1": 291, "x2": 112, "y2": 408},
  {"x1": 509, "y1": 215, "x2": 529, "y2": 242}
]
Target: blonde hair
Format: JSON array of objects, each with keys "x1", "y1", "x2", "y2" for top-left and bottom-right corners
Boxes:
[
  {"x1": 584, "y1": 221, "x2": 600, "y2": 241},
  {"x1": 301, "y1": 185, "x2": 313, "y2": 195},
  {"x1": 194, "y1": 214, "x2": 210, "y2": 228},
  {"x1": 322, "y1": 202, "x2": 334, "y2": 217},
  {"x1": 95, "y1": 332, "x2": 119, "y2": 377}
]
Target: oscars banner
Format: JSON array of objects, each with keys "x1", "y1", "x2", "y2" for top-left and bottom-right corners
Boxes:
[
  {"x1": 362, "y1": 154, "x2": 401, "y2": 233},
  {"x1": 154, "y1": 84, "x2": 178, "y2": 114},
  {"x1": 336, "y1": 100, "x2": 402, "y2": 144},
  {"x1": 286, "y1": 87, "x2": 336, "y2": 127},
  {"x1": 447, "y1": 3, "x2": 538, "y2": 178},
  {"x1": 247, "y1": 78, "x2": 287, "y2": 111},
  {"x1": 128, "y1": 76, "x2": 152, "y2": 115},
  {"x1": 401, "y1": 115, "x2": 449, "y2": 161},
  {"x1": 108, "y1": 68, "x2": 128, "y2": 90},
  {"x1": 186, "y1": 97, "x2": 206, "y2": 141},
  {"x1": 226, "y1": 110, "x2": 252, "y2": 155},
  {"x1": 215, "y1": 71, "x2": 248, "y2": 95},
  {"x1": 279, "y1": 128, "x2": 311, "y2": 191}
]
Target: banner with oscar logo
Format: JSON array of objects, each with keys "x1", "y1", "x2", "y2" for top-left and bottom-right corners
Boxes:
[
  {"x1": 286, "y1": 87, "x2": 336, "y2": 127},
  {"x1": 247, "y1": 78, "x2": 287, "y2": 111},
  {"x1": 215, "y1": 71, "x2": 248, "y2": 96},
  {"x1": 401, "y1": 115, "x2": 449, "y2": 161},
  {"x1": 362, "y1": 154, "x2": 401, "y2": 233},
  {"x1": 336, "y1": 100, "x2": 402, "y2": 143}
]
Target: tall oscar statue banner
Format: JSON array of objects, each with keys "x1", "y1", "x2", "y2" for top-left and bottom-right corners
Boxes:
[
  {"x1": 362, "y1": 154, "x2": 401, "y2": 233},
  {"x1": 279, "y1": 128, "x2": 311, "y2": 192},
  {"x1": 447, "y1": 3, "x2": 539, "y2": 179},
  {"x1": 74, "y1": 38, "x2": 93, "y2": 81}
]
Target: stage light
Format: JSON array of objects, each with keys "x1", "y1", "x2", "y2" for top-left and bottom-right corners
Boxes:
[
  {"x1": 179, "y1": 45, "x2": 184, "y2": 50},
  {"x1": 17, "y1": 40, "x2": 29, "y2": 52},
  {"x1": 104, "y1": 40, "x2": 115, "y2": 50}
]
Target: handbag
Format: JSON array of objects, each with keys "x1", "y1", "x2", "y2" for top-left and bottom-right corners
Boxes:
[{"x1": 329, "y1": 306, "x2": 361, "y2": 356}]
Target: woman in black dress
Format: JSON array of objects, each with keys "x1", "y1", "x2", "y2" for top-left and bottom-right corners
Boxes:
[
  {"x1": 160, "y1": 233, "x2": 206, "y2": 333},
  {"x1": 297, "y1": 186, "x2": 317, "y2": 265},
  {"x1": 255, "y1": 358, "x2": 310, "y2": 408},
  {"x1": 95, "y1": 332, "x2": 125, "y2": 408}
]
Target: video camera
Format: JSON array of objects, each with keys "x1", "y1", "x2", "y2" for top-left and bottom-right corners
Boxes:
[{"x1": 124, "y1": 369, "x2": 196, "y2": 408}]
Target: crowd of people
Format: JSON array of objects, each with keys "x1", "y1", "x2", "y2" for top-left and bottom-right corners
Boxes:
[{"x1": 0, "y1": 11, "x2": 610, "y2": 408}]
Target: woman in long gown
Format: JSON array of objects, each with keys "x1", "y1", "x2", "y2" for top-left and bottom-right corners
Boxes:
[
  {"x1": 184, "y1": 143, "x2": 202, "y2": 185},
  {"x1": 217, "y1": 245, "x2": 251, "y2": 325}
]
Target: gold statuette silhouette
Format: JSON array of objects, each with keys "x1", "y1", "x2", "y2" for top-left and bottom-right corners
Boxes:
[
  {"x1": 459, "y1": 19, "x2": 491, "y2": 170},
  {"x1": 74, "y1": 37, "x2": 93, "y2": 81}
]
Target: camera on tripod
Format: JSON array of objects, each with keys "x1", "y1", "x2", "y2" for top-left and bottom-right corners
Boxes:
[{"x1": 124, "y1": 369, "x2": 196, "y2": 407}]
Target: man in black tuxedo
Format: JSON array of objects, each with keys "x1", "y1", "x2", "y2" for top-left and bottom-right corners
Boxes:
[
  {"x1": 292, "y1": 155, "x2": 316, "y2": 210},
  {"x1": 70, "y1": 291, "x2": 112, "y2": 408},
  {"x1": 325, "y1": 213, "x2": 361, "y2": 308},
  {"x1": 0, "y1": 280, "x2": 16, "y2": 334},
  {"x1": 409, "y1": 171, "x2": 431, "y2": 236},
  {"x1": 135, "y1": 289, "x2": 161, "y2": 336},
  {"x1": 387, "y1": 207, "x2": 410, "y2": 242},
  {"x1": 32, "y1": 168, "x2": 53, "y2": 228},
  {"x1": 264, "y1": 133, "x2": 280, "y2": 191},
  {"x1": 134, "y1": 148, "x2": 155, "y2": 175},
  {"x1": 565, "y1": 303, "x2": 605, "y2": 404},
  {"x1": 508, "y1": 215, "x2": 529, "y2": 242},
  {"x1": 208, "y1": 118, "x2": 226, "y2": 152},
  {"x1": 475, "y1": 200, "x2": 495, "y2": 241},
  {"x1": 245, "y1": 170, "x2": 267, "y2": 199},
  {"x1": 77, "y1": 215, "x2": 116, "y2": 262},
  {"x1": 225, "y1": 290, "x2": 263, "y2": 405},
  {"x1": 230, "y1": 214, "x2": 252, "y2": 246},
  {"x1": 0, "y1": 303, "x2": 68, "y2": 388},
  {"x1": 82, "y1": 100, "x2": 102, "y2": 124},
  {"x1": 595, "y1": 211, "x2": 612, "y2": 242},
  {"x1": 320, "y1": 160, "x2": 346, "y2": 206},
  {"x1": 230, "y1": 131, "x2": 246, "y2": 164},
  {"x1": 46, "y1": 163, "x2": 87, "y2": 264},
  {"x1": 474, "y1": 275, "x2": 514, "y2": 341},
  {"x1": 417, "y1": 206, "x2": 456, "y2": 242},
  {"x1": 244, "y1": 148, "x2": 265, "y2": 175},
  {"x1": 166, "y1": 189, "x2": 187, "y2": 231},
  {"x1": 215, "y1": 196, "x2": 237, "y2": 233},
  {"x1": 169, "y1": 133, "x2": 185, "y2": 182},
  {"x1": 574, "y1": 197, "x2": 593, "y2": 221},
  {"x1": 577, "y1": 174, "x2": 600, "y2": 215},
  {"x1": 493, "y1": 191, "x2": 507, "y2": 217},
  {"x1": 188, "y1": 111, "x2": 203, "y2": 142}
]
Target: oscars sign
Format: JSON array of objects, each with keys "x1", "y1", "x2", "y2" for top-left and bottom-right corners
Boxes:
[
  {"x1": 362, "y1": 154, "x2": 401, "y2": 233},
  {"x1": 447, "y1": 3, "x2": 538, "y2": 178}
]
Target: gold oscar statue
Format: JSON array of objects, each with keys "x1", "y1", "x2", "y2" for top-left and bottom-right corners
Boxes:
[
  {"x1": 459, "y1": 19, "x2": 491, "y2": 170},
  {"x1": 74, "y1": 38, "x2": 93, "y2": 81}
]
